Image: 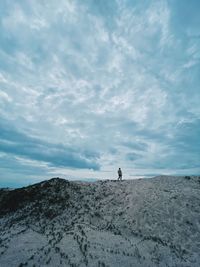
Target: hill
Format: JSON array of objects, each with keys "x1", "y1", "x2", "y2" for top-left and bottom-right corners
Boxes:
[{"x1": 0, "y1": 176, "x2": 200, "y2": 267}]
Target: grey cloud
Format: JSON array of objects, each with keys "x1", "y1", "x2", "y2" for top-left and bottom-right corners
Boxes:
[
  {"x1": 121, "y1": 141, "x2": 148, "y2": 151},
  {"x1": 0, "y1": 122, "x2": 100, "y2": 170},
  {"x1": 126, "y1": 152, "x2": 142, "y2": 161}
]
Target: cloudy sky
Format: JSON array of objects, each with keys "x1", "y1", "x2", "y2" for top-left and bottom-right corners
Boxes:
[{"x1": 0, "y1": 0, "x2": 200, "y2": 187}]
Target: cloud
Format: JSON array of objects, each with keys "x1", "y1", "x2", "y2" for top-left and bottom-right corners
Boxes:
[
  {"x1": 0, "y1": 122, "x2": 100, "y2": 170},
  {"x1": 126, "y1": 152, "x2": 142, "y2": 161},
  {"x1": 0, "y1": 0, "x2": 199, "y2": 186}
]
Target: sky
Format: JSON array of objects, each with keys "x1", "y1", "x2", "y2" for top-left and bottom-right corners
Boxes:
[{"x1": 0, "y1": 0, "x2": 200, "y2": 187}]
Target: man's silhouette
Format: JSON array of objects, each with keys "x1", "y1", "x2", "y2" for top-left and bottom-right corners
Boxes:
[{"x1": 118, "y1": 168, "x2": 122, "y2": 180}]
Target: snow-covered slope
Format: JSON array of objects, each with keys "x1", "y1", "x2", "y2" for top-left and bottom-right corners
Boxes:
[{"x1": 0, "y1": 176, "x2": 200, "y2": 267}]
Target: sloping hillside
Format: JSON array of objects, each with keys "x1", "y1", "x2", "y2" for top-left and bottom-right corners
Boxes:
[{"x1": 0, "y1": 176, "x2": 200, "y2": 267}]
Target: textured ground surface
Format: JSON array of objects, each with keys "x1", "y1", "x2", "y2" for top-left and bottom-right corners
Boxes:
[{"x1": 0, "y1": 175, "x2": 200, "y2": 267}]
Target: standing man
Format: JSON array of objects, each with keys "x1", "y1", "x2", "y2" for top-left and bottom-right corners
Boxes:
[{"x1": 118, "y1": 168, "x2": 122, "y2": 181}]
